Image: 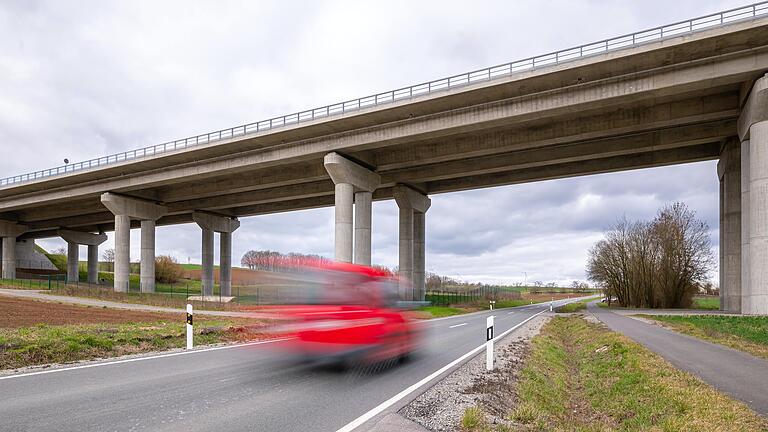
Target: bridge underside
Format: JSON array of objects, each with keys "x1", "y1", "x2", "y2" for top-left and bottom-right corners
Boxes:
[{"x1": 6, "y1": 87, "x2": 742, "y2": 237}]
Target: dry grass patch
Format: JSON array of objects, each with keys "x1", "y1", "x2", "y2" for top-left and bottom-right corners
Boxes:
[{"x1": 505, "y1": 316, "x2": 767, "y2": 431}]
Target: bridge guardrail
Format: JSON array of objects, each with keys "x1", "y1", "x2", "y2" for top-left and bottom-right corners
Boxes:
[{"x1": 2, "y1": 1, "x2": 767, "y2": 188}]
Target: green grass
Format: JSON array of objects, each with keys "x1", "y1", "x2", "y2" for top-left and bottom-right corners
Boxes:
[
  {"x1": 555, "y1": 302, "x2": 586, "y2": 313},
  {"x1": 507, "y1": 316, "x2": 767, "y2": 431},
  {"x1": 644, "y1": 314, "x2": 768, "y2": 360},
  {"x1": 555, "y1": 296, "x2": 602, "y2": 313},
  {"x1": 691, "y1": 296, "x2": 720, "y2": 310},
  {"x1": 0, "y1": 319, "x2": 267, "y2": 370},
  {"x1": 461, "y1": 406, "x2": 487, "y2": 431},
  {"x1": 416, "y1": 306, "x2": 474, "y2": 318}
]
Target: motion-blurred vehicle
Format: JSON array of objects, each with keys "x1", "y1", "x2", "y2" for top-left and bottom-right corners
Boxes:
[{"x1": 268, "y1": 261, "x2": 422, "y2": 368}]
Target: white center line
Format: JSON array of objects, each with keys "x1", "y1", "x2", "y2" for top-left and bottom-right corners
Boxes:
[
  {"x1": 449, "y1": 323, "x2": 467, "y2": 328},
  {"x1": 507, "y1": 311, "x2": 515, "y2": 315}
]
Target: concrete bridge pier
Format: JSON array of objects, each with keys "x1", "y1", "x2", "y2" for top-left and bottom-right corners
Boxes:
[
  {"x1": 0, "y1": 221, "x2": 26, "y2": 280},
  {"x1": 323, "y1": 153, "x2": 380, "y2": 264},
  {"x1": 737, "y1": 73, "x2": 768, "y2": 315},
  {"x1": 100, "y1": 193, "x2": 167, "y2": 292},
  {"x1": 59, "y1": 229, "x2": 108, "y2": 284},
  {"x1": 193, "y1": 212, "x2": 239, "y2": 297},
  {"x1": 718, "y1": 139, "x2": 741, "y2": 313},
  {"x1": 393, "y1": 185, "x2": 430, "y2": 301}
]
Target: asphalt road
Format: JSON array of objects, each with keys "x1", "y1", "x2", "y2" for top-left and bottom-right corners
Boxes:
[{"x1": 0, "y1": 299, "x2": 580, "y2": 432}]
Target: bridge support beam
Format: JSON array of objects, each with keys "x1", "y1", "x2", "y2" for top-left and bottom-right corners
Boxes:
[
  {"x1": 193, "y1": 212, "x2": 239, "y2": 297},
  {"x1": 737, "y1": 73, "x2": 768, "y2": 315},
  {"x1": 67, "y1": 242, "x2": 78, "y2": 283},
  {"x1": 394, "y1": 185, "x2": 430, "y2": 301},
  {"x1": 101, "y1": 193, "x2": 167, "y2": 292},
  {"x1": 0, "y1": 221, "x2": 26, "y2": 280},
  {"x1": 323, "y1": 153, "x2": 380, "y2": 264},
  {"x1": 87, "y1": 245, "x2": 99, "y2": 284},
  {"x1": 59, "y1": 230, "x2": 108, "y2": 285},
  {"x1": 718, "y1": 139, "x2": 741, "y2": 313},
  {"x1": 140, "y1": 220, "x2": 156, "y2": 293}
]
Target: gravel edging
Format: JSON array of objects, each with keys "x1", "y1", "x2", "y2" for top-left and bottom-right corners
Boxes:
[{"x1": 400, "y1": 314, "x2": 550, "y2": 431}]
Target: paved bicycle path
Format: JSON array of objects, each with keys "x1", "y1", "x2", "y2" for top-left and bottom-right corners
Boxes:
[{"x1": 588, "y1": 303, "x2": 768, "y2": 415}]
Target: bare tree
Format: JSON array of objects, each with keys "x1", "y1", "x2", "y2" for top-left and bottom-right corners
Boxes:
[
  {"x1": 587, "y1": 203, "x2": 714, "y2": 308},
  {"x1": 102, "y1": 248, "x2": 115, "y2": 272}
]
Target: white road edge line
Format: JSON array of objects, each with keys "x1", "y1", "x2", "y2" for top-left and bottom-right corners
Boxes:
[
  {"x1": 335, "y1": 310, "x2": 546, "y2": 432},
  {"x1": 0, "y1": 338, "x2": 291, "y2": 381},
  {"x1": 448, "y1": 323, "x2": 467, "y2": 328}
]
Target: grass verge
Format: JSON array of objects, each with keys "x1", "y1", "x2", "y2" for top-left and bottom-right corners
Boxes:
[
  {"x1": 0, "y1": 318, "x2": 268, "y2": 370},
  {"x1": 555, "y1": 296, "x2": 602, "y2": 313},
  {"x1": 642, "y1": 314, "x2": 768, "y2": 360},
  {"x1": 465, "y1": 316, "x2": 768, "y2": 431},
  {"x1": 691, "y1": 296, "x2": 720, "y2": 310}
]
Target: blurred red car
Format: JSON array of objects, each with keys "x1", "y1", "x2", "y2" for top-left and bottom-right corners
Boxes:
[{"x1": 269, "y1": 261, "x2": 421, "y2": 367}]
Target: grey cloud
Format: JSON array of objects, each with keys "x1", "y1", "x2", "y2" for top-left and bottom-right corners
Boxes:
[{"x1": 6, "y1": 0, "x2": 739, "y2": 285}]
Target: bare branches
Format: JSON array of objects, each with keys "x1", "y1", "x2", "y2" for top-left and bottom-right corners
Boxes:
[{"x1": 587, "y1": 203, "x2": 714, "y2": 308}]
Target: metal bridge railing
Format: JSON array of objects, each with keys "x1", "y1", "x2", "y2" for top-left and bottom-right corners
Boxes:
[{"x1": 2, "y1": 1, "x2": 767, "y2": 188}]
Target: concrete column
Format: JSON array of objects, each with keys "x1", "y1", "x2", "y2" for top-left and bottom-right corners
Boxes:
[
  {"x1": 220, "y1": 231, "x2": 232, "y2": 297},
  {"x1": 66, "y1": 241, "x2": 79, "y2": 283},
  {"x1": 140, "y1": 220, "x2": 156, "y2": 293},
  {"x1": 741, "y1": 139, "x2": 751, "y2": 314},
  {"x1": 394, "y1": 185, "x2": 431, "y2": 301},
  {"x1": 114, "y1": 214, "x2": 131, "y2": 292},
  {"x1": 324, "y1": 152, "x2": 380, "y2": 264},
  {"x1": 87, "y1": 244, "x2": 99, "y2": 284},
  {"x1": 745, "y1": 121, "x2": 768, "y2": 314},
  {"x1": 720, "y1": 141, "x2": 741, "y2": 313},
  {"x1": 413, "y1": 211, "x2": 426, "y2": 301},
  {"x1": 193, "y1": 212, "x2": 239, "y2": 299},
  {"x1": 1, "y1": 237, "x2": 16, "y2": 280},
  {"x1": 201, "y1": 227, "x2": 214, "y2": 297},
  {"x1": 354, "y1": 191, "x2": 372, "y2": 266},
  {"x1": 100, "y1": 193, "x2": 167, "y2": 292},
  {"x1": 398, "y1": 207, "x2": 414, "y2": 300},
  {"x1": 719, "y1": 176, "x2": 725, "y2": 310},
  {"x1": 334, "y1": 183, "x2": 354, "y2": 263},
  {"x1": 59, "y1": 229, "x2": 107, "y2": 285}
]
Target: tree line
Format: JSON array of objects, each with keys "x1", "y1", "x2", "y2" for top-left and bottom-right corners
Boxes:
[{"x1": 587, "y1": 202, "x2": 714, "y2": 308}]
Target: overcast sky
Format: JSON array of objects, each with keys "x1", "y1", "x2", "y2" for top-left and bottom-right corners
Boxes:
[{"x1": 1, "y1": 0, "x2": 744, "y2": 285}]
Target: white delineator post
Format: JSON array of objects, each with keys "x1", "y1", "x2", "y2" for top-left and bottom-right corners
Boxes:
[
  {"x1": 486, "y1": 315, "x2": 494, "y2": 371},
  {"x1": 550, "y1": 299, "x2": 553, "y2": 312},
  {"x1": 186, "y1": 304, "x2": 193, "y2": 350}
]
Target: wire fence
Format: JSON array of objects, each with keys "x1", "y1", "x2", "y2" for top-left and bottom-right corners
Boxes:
[
  {"x1": 1, "y1": 2, "x2": 766, "y2": 188},
  {"x1": 426, "y1": 286, "x2": 521, "y2": 306}
]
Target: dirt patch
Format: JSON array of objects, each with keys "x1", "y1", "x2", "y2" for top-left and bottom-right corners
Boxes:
[
  {"x1": 400, "y1": 315, "x2": 549, "y2": 431},
  {"x1": 0, "y1": 295, "x2": 184, "y2": 328}
]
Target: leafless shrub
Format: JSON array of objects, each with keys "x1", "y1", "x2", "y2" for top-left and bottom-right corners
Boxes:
[
  {"x1": 155, "y1": 255, "x2": 183, "y2": 284},
  {"x1": 587, "y1": 202, "x2": 714, "y2": 308}
]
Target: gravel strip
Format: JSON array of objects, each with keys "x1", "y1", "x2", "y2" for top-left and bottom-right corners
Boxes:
[{"x1": 400, "y1": 314, "x2": 549, "y2": 431}]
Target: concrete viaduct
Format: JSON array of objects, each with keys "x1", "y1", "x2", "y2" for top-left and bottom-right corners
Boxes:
[{"x1": 0, "y1": 5, "x2": 767, "y2": 312}]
